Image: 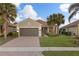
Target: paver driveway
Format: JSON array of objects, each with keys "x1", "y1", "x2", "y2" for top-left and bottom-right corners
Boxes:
[
  {"x1": 0, "y1": 37, "x2": 43, "y2": 56},
  {"x1": 1, "y1": 37, "x2": 40, "y2": 47}
]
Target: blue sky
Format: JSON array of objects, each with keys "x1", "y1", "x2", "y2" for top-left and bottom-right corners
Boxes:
[
  {"x1": 16, "y1": 3, "x2": 69, "y2": 19},
  {"x1": 15, "y1": 3, "x2": 79, "y2": 27}
]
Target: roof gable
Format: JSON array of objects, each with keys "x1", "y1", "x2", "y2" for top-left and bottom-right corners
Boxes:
[
  {"x1": 36, "y1": 20, "x2": 48, "y2": 27},
  {"x1": 18, "y1": 18, "x2": 42, "y2": 28}
]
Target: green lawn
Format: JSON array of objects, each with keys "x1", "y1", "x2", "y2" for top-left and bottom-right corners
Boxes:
[
  {"x1": 40, "y1": 35, "x2": 76, "y2": 47},
  {"x1": 43, "y1": 51, "x2": 79, "y2": 56}
]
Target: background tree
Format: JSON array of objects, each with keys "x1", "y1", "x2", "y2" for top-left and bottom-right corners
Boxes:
[
  {"x1": 0, "y1": 3, "x2": 17, "y2": 39},
  {"x1": 68, "y1": 3, "x2": 79, "y2": 21},
  {"x1": 47, "y1": 13, "x2": 64, "y2": 35}
]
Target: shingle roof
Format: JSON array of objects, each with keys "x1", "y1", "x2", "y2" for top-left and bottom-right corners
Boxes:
[
  {"x1": 61, "y1": 20, "x2": 79, "y2": 28},
  {"x1": 18, "y1": 18, "x2": 42, "y2": 28},
  {"x1": 36, "y1": 20, "x2": 48, "y2": 27}
]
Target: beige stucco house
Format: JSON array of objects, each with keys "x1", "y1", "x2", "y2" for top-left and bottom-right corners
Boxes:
[
  {"x1": 18, "y1": 18, "x2": 42, "y2": 37},
  {"x1": 17, "y1": 18, "x2": 59, "y2": 37},
  {"x1": 61, "y1": 20, "x2": 79, "y2": 36}
]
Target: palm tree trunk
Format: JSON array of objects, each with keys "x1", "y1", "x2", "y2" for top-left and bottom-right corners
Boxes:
[
  {"x1": 3, "y1": 22, "x2": 7, "y2": 39},
  {"x1": 2, "y1": 14, "x2": 8, "y2": 39}
]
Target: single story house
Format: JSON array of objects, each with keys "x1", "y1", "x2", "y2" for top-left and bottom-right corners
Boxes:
[
  {"x1": 18, "y1": 18, "x2": 42, "y2": 37},
  {"x1": 61, "y1": 20, "x2": 79, "y2": 36},
  {"x1": 18, "y1": 18, "x2": 58, "y2": 37}
]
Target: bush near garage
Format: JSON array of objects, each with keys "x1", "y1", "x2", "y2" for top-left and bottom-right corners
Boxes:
[{"x1": 7, "y1": 32, "x2": 18, "y2": 37}]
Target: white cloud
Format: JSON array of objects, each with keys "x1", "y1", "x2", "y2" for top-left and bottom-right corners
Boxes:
[
  {"x1": 59, "y1": 4, "x2": 71, "y2": 12},
  {"x1": 15, "y1": 16, "x2": 22, "y2": 22},
  {"x1": 15, "y1": 5, "x2": 44, "y2": 22},
  {"x1": 69, "y1": 13, "x2": 79, "y2": 23},
  {"x1": 37, "y1": 17, "x2": 43, "y2": 20},
  {"x1": 59, "y1": 4, "x2": 71, "y2": 28},
  {"x1": 22, "y1": 5, "x2": 37, "y2": 18},
  {"x1": 59, "y1": 19, "x2": 69, "y2": 28},
  {"x1": 12, "y1": 3, "x2": 20, "y2": 7},
  {"x1": 60, "y1": 12, "x2": 79, "y2": 28},
  {"x1": 73, "y1": 13, "x2": 79, "y2": 19},
  {"x1": 59, "y1": 4, "x2": 75, "y2": 28}
]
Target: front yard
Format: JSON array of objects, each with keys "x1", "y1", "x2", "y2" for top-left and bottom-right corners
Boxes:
[
  {"x1": 40, "y1": 35, "x2": 79, "y2": 56},
  {"x1": 40, "y1": 35, "x2": 76, "y2": 47}
]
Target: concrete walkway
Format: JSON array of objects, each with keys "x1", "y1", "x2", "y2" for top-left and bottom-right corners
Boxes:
[{"x1": 0, "y1": 37, "x2": 43, "y2": 56}]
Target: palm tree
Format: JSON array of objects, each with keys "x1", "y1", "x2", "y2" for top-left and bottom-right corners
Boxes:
[
  {"x1": 69, "y1": 3, "x2": 79, "y2": 21},
  {"x1": 0, "y1": 3, "x2": 17, "y2": 39},
  {"x1": 47, "y1": 13, "x2": 64, "y2": 35}
]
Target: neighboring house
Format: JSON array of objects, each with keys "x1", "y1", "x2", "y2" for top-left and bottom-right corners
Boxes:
[{"x1": 61, "y1": 20, "x2": 79, "y2": 36}]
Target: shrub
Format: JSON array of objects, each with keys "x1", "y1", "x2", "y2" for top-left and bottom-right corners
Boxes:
[
  {"x1": 0, "y1": 34, "x2": 4, "y2": 37},
  {"x1": 47, "y1": 32, "x2": 58, "y2": 37},
  {"x1": 7, "y1": 32, "x2": 13, "y2": 36},
  {"x1": 7, "y1": 32, "x2": 18, "y2": 37},
  {"x1": 47, "y1": 32, "x2": 53, "y2": 37},
  {"x1": 62, "y1": 31, "x2": 71, "y2": 36},
  {"x1": 12, "y1": 32, "x2": 18, "y2": 37}
]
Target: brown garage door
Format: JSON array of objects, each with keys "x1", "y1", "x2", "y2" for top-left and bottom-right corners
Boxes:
[{"x1": 20, "y1": 28, "x2": 38, "y2": 36}]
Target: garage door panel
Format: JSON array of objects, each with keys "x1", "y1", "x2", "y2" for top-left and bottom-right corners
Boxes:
[{"x1": 20, "y1": 28, "x2": 38, "y2": 36}]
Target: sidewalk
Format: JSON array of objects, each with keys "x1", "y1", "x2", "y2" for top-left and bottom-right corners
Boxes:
[
  {"x1": 0, "y1": 47, "x2": 79, "y2": 51},
  {"x1": 0, "y1": 47, "x2": 79, "y2": 55}
]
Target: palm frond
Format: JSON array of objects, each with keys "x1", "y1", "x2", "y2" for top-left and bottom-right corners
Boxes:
[
  {"x1": 69, "y1": 8, "x2": 79, "y2": 22},
  {"x1": 69, "y1": 3, "x2": 79, "y2": 13}
]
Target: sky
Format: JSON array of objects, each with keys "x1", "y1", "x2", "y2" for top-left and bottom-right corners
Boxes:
[{"x1": 13, "y1": 3, "x2": 79, "y2": 27}]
